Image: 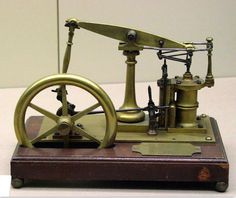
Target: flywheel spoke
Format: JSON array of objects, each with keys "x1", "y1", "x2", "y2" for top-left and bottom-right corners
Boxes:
[
  {"x1": 73, "y1": 125, "x2": 101, "y2": 144},
  {"x1": 30, "y1": 125, "x2": 58, "y2": 144},
  {"x1": 29, "y1": 103, "x2": 58, "y2": 121},
  {"x1": 72, "y1": 102, "x2": 101, "y2": 121},
  {"x1": 61, "y1": 85, "x2": 68, "y2": 116}
]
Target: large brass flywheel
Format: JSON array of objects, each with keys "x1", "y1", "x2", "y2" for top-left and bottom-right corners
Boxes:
[{"x1": 14, "y1": 74, "x2": 117, "y2": 148}]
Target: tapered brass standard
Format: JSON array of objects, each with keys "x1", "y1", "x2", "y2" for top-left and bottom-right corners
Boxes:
[{"x1": 117, "y1": 51, "x2": 145, "y2": 123}]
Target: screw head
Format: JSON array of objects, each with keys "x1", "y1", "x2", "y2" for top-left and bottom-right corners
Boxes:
[
  {"x1": 127, "y1": 30, "x2": 137, "y2": 41},
  {"x1": 176, "y1": 80, "x2": 182, "y2": 84},
  {"x1": 205, "y1": 136, "x2": 212, "y2": 141},
  {"x1": 206, "y1": 37, "x2": 213, "y2": 42},
  {"x1": 201, "y1": 114, "x2": 207, "y2": 118},
  {"x1": 196, "y1": 79, "x2": 202, "y2": 84}
]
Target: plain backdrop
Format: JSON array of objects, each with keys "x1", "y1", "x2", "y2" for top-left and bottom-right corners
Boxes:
[{"x1": 0, "y1": 0, "x2": 236, "y2": 88}]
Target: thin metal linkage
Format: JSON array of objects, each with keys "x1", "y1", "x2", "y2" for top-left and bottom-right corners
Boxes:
[
  {"x1": 143, "y1": 47, "x2": 209, "y2": 52},
  {"x1": 86, "y1": 106, "x2": 169, "y2": 115}
]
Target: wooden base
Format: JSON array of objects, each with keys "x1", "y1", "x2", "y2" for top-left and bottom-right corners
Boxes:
[{"x1": 11, "y1": 116, "x2": 229, "y2": 191}]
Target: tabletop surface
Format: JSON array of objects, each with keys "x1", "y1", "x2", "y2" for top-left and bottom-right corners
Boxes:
[{"x1": 0, "y1": 77, "x2": 235, "y2": 197}]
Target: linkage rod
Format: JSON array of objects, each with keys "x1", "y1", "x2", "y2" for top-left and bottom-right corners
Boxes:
[
  {"x1": 87, "y1": 105, "x2": 169, "y2": 115},
  {"x1": 144, "y1": 47, "x2": 209, "y2": 52}
]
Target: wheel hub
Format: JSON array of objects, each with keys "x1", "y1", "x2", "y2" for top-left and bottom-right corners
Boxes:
[{"x1": 57, "y1": 116, "x2": 74, "y2": 135}]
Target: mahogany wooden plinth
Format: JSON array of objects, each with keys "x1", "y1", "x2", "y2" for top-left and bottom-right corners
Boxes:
[{"x1": 11, "y1": 116, "x2": 229, "y2": 191}]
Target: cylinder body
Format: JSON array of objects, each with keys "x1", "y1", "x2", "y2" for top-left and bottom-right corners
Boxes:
[
  {"x1": 174, "y1": 74, "x2": 204, "y2": 128},
  {"x1": 176, "y1": 89, "x2": 198, "y2": 128}
]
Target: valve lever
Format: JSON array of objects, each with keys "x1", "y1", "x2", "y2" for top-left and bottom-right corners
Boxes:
[{"x1": 147, "y1": 86, "x2": 159, "y2": 135}]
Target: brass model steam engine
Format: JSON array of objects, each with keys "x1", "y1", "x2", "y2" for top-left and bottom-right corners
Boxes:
[{"x1": 11, "y1": 18, "x2": 228, "y2": 191}]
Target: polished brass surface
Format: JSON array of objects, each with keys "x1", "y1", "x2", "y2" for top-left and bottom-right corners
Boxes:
[
  {"x1": 168, "y1": 102, "x2": 176, "y2": 128},
  {"x1": 158, "y1": 71, "x2": 208, "y2": 129},
  {"x1": 205, "y1": 37, "x2": 214, "y2": 87},
  {"x1": 175, "y1": 73, "x2": 205, "y2": 128},
  {"x1": 14, "y1": 74, "x2": 117, "y2": 148},
  {"x1": 12, "y1": 18, "x2": 226, "y2": 190},
  {"x1": 14, "y1": 19, "x2": 117, "y2": 148},
  {"x1": 117, "y1": 51, "x2": 145, "y2": 123},
  {"x1": 14, "y1": 18, "x2": 216, "y2": 155},
  {"x1": 62, "y1": 18, "x2": 80, "y2": 74},
  {"x1": 39, "y1": 114, "x2": 215, "y2": 143},
  {"x1": 78, "y1": 21, "x2": 186, "y2": 48},
  {"x1": 118, "y1": 114, "x2": 215, "y2": 142},
  {"x1": 132, "y1": 143, "x2": 201, "y2": 156},
  {"x1": 62, "y1": 27, "x2": 75, "y2": 73},
  {"x1": 78, "y1": 20, "x2": 188, "y2": 124},
  {"x1": 158, "y1": 78, "x2": 175, "y2": 128}
]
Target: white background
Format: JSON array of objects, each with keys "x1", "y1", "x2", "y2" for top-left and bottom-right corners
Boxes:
[{"x1": 0, "y1": 0, "x2": 236, "y2": 88}]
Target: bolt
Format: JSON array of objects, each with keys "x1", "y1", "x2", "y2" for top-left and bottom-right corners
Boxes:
[
  {"x1": 205, "y1": 136, "x2": 212, "y2": 141},
  {"x1": 77, "y1": 123, "x2": 84, "y2": 129},
  {"x1": 201, "y1": 114, "x2": 207, "y2": 118},
  {"x1": 127, "y1": 30, "x2": 137, "y2": 41},
  {"x1": 196, "y1": 79, "x2": 202, "y2": 84},
  {"x1": 198, "y1": 124, "x2": 203, "y2": 128},
  {"x1": 176, "y1": 80, "x2": 182, "y2": 84},
  {"x1": 206, "y1": 37, "x2": 213, "y2": 42},
  {"x1": 159, "y1": 40, "x2": 164, "y2": 47}
]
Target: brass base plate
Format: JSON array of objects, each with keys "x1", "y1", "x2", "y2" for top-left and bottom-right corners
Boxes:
[{"x1": 39, "y1": 114, "x2": 215, "y2": 143}]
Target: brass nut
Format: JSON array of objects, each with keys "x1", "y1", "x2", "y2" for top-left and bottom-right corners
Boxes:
[
  {"x1": 176, "y1": 80, "x2": 182, "y2": 84},
  {"x1": 196, "y1": 80, "x2": 202, "y2": 84},
  {"x1": 205, "y1": 136, "x2": 212, "y2": 141},
  {"x1": 206, "y1": 37, "x2": 213, "y2": 42},
  {"x1": 201, "y1": 114, "x2": 207, "y2": 118}
]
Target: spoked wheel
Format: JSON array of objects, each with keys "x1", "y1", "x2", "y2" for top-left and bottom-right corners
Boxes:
[{"x1": 14, "y1": 74, "x2": 117, "y2": 148}]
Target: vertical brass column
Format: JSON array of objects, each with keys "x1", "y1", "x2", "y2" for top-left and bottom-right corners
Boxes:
[
  {"x1": 62, "y1": 18, "x2": 79, "y2": 73},
  {"x1": 62, "y1": 26, "x2": 75, "y2": 73},
  {"x1": 117, "y1": 51, "x2": 145, "y2": 123},
  {"x1": 205, "y1": 37, "x2": 214, "y2": 87},
  {"x1": 158, "y1": 79, "x2": 176, "y2": 128}
]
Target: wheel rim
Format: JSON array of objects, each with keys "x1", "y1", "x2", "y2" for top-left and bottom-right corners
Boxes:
[{"x1": 14, "y1": 74, "x2": 117, "y2": 148}]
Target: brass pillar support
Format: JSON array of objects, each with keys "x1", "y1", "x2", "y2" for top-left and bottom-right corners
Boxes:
[
  {"x1": 205, "y1": 37, "x2": 214, "y2": 87},
  {"x1": 117, "y1": 51, "x2": 145, "y2": 123},
  {"x1": 62, "y1": 18, "x2": 80, "y2": 74}
]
